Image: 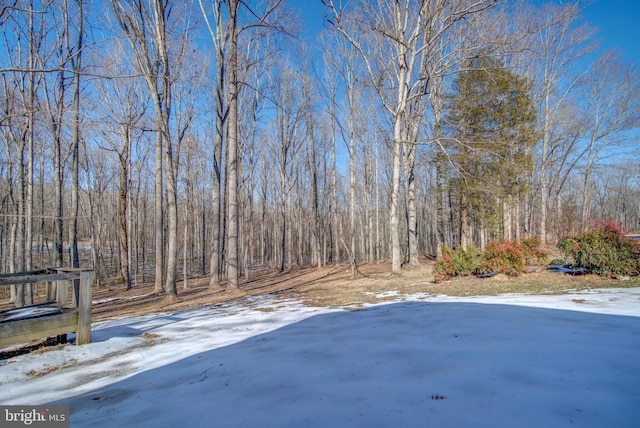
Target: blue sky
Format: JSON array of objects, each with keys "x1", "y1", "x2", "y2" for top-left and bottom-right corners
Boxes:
[
  {"x1": 582, "y1": 0, "x2": 640, "y2": 65},
  {"x1": 288, "y1": 0, "x2": 640, "y2": 66}
]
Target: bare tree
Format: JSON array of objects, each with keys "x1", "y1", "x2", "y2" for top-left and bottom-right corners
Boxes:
[
  {"x1": 525, "y1": 2, "x2": 595, "y2": 242},
  {"x1": 269, "y1": 61, "x2": 304, "y2": 272},
  {"x1": 317, "y1": 39, "x2": 341, "y2": 265},
  {"x1": 199, "y1": 0, "x2": 227, "y2": 288},
  {"x1": 223, "y1": 0, "x2": 242, "y2": 288},
  {"x1": 95, "y1": 43, "x2": 149, "y2": 290},
  {"x1": 301, "y1": 69, "x2": 321, "y2": 269},
  {"x1": 0, "y1": 0, "x2": 73, "y2": 305},
  {"x1": 110, "y1": 0, "x2": 190, "y2": 299},
  {"x1": 1, "y1": 68, "x2": 27, "y2": 306},
  {"x1": 325, "y1": 0, "x2": 497, "y2": 274},
  {"x1": 69, "y1": 0, "x2": 84, "y2": 304},
  {"x1": 200, "y1": 0, "x2": 283, "y2": 289},
  {"x1": 323, "y1": 28, "x2": 364, "y2": 276},
  {"x1": 577, "y1": 52, "x2": 640, "y2": 228},
  {"x1": 31, "y1": 0, "x2": 77, "y2": 292}
]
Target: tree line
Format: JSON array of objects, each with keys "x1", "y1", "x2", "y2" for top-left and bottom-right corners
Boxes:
[{"x1": 1, "y1": 0, "x2": 639, "y2": 306}]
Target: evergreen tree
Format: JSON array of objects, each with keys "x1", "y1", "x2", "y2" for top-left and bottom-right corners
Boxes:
[{"x1": 445, "y1": 55, "x2": 538, "y2": 245}]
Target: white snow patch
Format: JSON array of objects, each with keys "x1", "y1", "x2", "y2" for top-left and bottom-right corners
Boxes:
[
  {"x1": 1, "y1": 306, "x2": 61, "y2": 322},
  {"x1": 375, "y1": 290, "x2": 400, "y2": 299},
  {"x1": 92, "y1": 298, "x2": 122, "y2": 305}
]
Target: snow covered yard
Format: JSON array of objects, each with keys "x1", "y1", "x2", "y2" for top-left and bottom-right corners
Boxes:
[{"x1": 1, "y1": 288, "x2": 640, "y2": 427}]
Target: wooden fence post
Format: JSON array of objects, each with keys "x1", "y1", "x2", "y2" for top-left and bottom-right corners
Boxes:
[
  {"x1": 56, "y1": 277, "x2": 69, "y2": 343},
  {"x1": 76, "y1": 270, "x2": 94, "y2": 345},
  {"x1": 56, "y1": 279, "x2": 68, "y2": 307}
]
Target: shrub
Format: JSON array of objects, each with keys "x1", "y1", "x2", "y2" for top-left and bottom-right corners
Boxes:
[
  {"x1": 450, "y1": 244, "x2": 481, "y2": 276},
  {"x1": 548, "y1": 258, "x2": 565, "y2": 267},
  {"x1": 433, "y1": 253, "x2": 456, "y2": 283},
  {"x1": 557, "y1": 219, "x2": 640, "y2": 277},
  {"x1": 434, "y1": 238, "x2": 549, "y2": 281},
  {"x1": 433, "y1": 245, "x2": 481, "y2": 283},
  {"x1": 521, "y1": 237, "x2": 549, "y2": 264},
  {"x1": 480, "y1": 240, "x2": 526, "y2": 276}
]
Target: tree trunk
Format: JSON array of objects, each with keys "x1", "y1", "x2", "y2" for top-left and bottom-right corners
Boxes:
[
  {"x1": 331, "y1": 87, "x2": 339, "y2": 265},
  {"x1": 539, "y1": 86, "x2": 550, "y2": 244},
  {"x1": 25, "y1": 3, "x2": 36, "y2": 302},
  {"x1": 163, "y1": 127, "x2": 179, "y2": 299},
  {"x1": 406, "y1": 144, "x2": 419, "y2": 266},
  {"x1": 349, "y1": 117, "x2": 356, "y2": 278},
  {"x1": 118, "y1": 149, "x2": 131, "y2": 290},
  {"x1": 515, "y1": 197, "x2": 521, "y2": 241},
  {"x1": 69, "y1": 0, "x2": 83, "y2": 304},
  {"x1": 16, "y1": 140, "x2": 26, "y2": 307},
  {"x1": 460, "y1": 191, "x2": 469, "y2": 248},
  {"x1": 432, "y1": 78, "x2": 448, "y2": 257},
  {"x1": 54, "y1": 110, "x2": 64, "y2": 271},
  {"x1": 390, "y1": 117, "x2": 402, "y2": 275},
  {"x1": 154, "y1": 133, "x2": 164, "y2": 293},
  {"x1": 305, "y1": 85, "x2": 321, "y2": 269},
  {"x1": 503, "y1": 198, "x2": 513, "y2": 240},
  {"x1": 207, "y1": 0, "x2": 225, "y2": 289},
  {"x1": 225, "y1": 0, "x2": 240, "y2": 289},
  {"x1": 375, "y1": 142, "x2": 380, "y2": 262}
]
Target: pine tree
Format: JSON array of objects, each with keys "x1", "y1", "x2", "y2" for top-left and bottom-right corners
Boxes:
[{"x1": 445, "y1": 54, "x2": 538, "y2": 244}]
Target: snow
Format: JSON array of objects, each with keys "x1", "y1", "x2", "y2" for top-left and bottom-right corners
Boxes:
[
  {"x1": 1, "y1": 288, "x2": 640, "y2": 427},
  {"x1": 1, "y1": 306, "x2": 61, "y2": 322},
  {"x1": 92, "y1": 298, "x2": 122, "y2": 305}
]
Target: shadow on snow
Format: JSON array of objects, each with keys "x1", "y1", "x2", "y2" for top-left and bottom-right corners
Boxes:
[{"x1": 55, "y1": 302, "x2": 640, "y2": 428}]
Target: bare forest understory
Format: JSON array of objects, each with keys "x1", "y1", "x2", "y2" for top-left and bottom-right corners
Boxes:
[{"x1": 2, "y1": 258, "x2": 637, "y2": 325}]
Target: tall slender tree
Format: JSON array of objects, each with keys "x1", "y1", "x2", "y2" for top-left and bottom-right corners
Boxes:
[
  {"x1": 69, "y1": 0, "x2": 84, "y2": 303},
  {"x1": 577, "y1": 52, "x2": 640, "y2": 228},
  {"x1": 199, "y1": 0, "x2": 227, "y2": 288},
  {"x1": 110, "y1": 0, "x2": 189, "y2": 299},
  {"x1": 527, "y1": 2, "x2": 595, "y2": 242}
]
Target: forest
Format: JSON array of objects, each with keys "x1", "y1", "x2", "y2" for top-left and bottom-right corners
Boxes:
[{"x1": 1, "y1": 0, "x2": 639, "y2": 306}]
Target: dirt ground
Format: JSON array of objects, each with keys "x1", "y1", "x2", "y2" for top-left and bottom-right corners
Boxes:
[
  {"x1": 1, "y1": 258, "x2": 638, "y2": 359},
  {"x1": 2, "y1": 258, "x2": 638, "y2": 322},
  {"x1": 81, "y1": 258, "x2": 640, "y2": 320}
]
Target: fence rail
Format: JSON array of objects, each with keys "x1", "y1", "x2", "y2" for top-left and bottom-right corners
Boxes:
[{"x1": 0, "y1": 268, "x2": 94, "y2": 348}]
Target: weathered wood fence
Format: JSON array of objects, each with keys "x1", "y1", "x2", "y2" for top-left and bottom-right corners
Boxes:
[{"x1": 0, "y1": 268, "x2": 94, "y2": 348}]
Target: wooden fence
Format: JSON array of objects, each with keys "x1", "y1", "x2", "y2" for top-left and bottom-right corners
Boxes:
[{"x1": 0, "y1": 268, "x2": 94, "y2": 348}]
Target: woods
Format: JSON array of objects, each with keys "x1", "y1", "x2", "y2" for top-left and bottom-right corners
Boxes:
[{"x1": 1, "y1": 0, "x2": 639, "y2": 306}]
